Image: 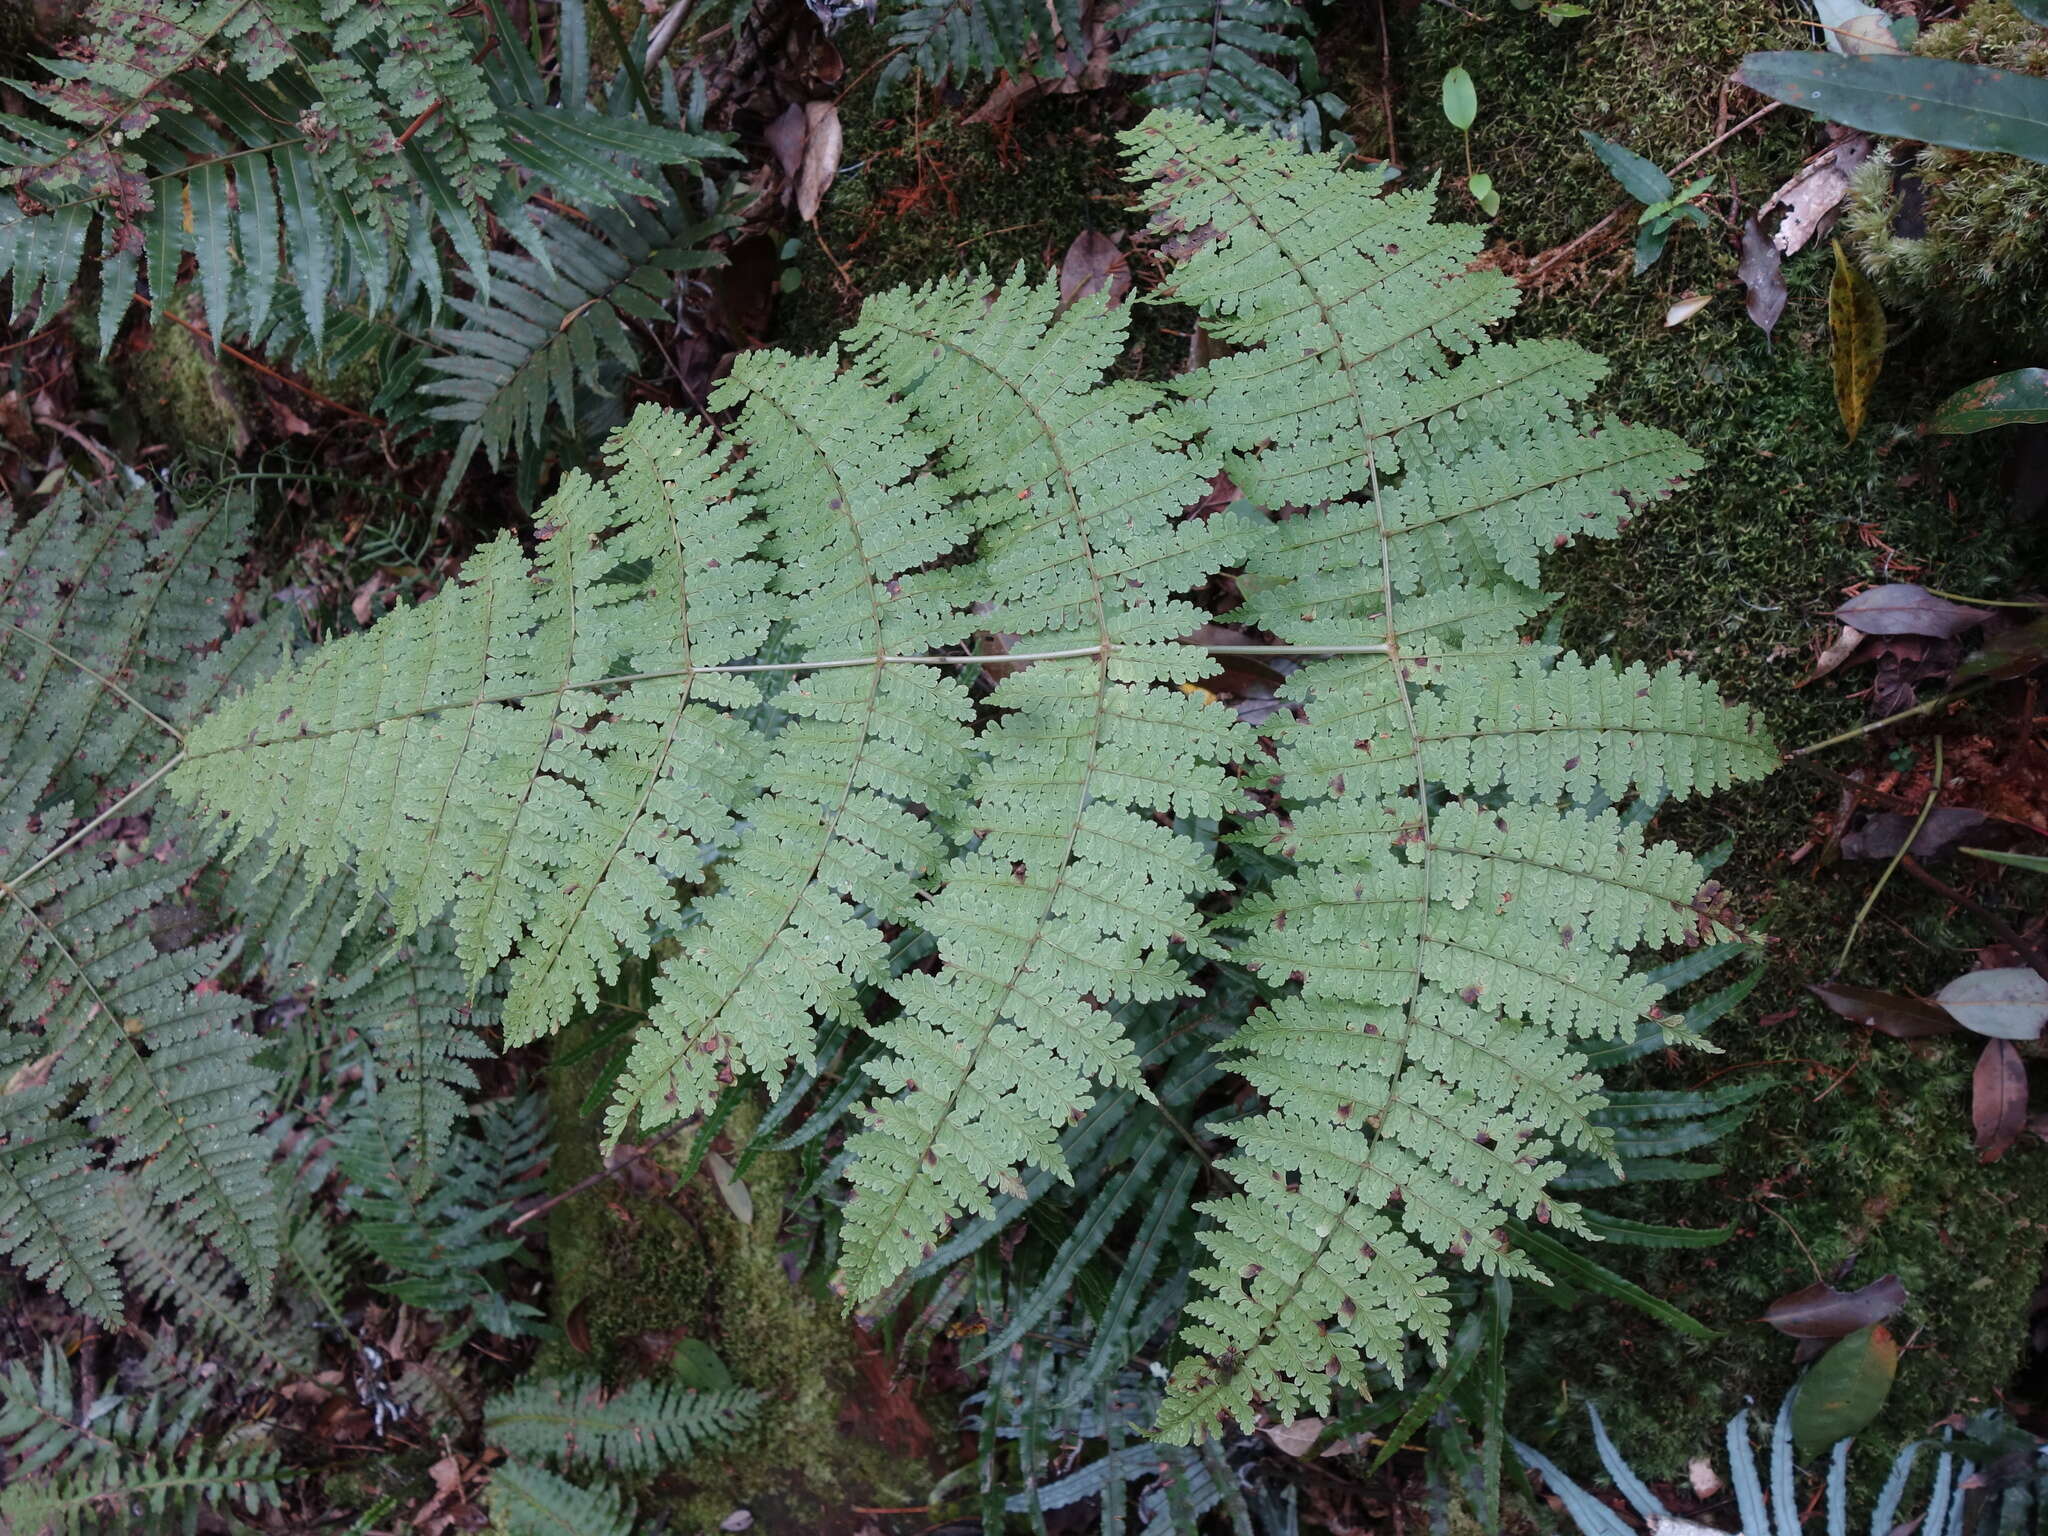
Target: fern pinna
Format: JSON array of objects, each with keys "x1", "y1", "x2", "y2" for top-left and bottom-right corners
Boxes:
[{"x1": 170, "y1": 113, "x2": 1778, "y2": 1439}]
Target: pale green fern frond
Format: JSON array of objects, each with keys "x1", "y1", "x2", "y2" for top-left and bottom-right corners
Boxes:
[
  {"x1": 0, "y1": 1338, "x2": 285, "y2": 1535},
  {"x1": 422, "y1": 193, "x2": 741, "y2": 488},
  {"x1": 1117, "y1": 0, "x2": 1316, "y2": 126},
  {"x1": 487, "y1": 1459, "x2": 636, "y2": 1536},
  {"x1": 170, "y1": 114, "x2": 1782, "y2": 1445},
  {"x1": 484, "y1": 1372, "x2": 761, "y2": 1472},
  {"x1": 832, "y1": 273, "x2": 1250, "y2": 1292},
  {"x1": 1123, "y1": 112, "x2": 1776, "y2": 1440},
  {"x1": 606, "y1": 348, "x2": 976, "y2": 1140},
  {"x1": 176, "y1": 406, "x2": 777, "y2": 1048}
]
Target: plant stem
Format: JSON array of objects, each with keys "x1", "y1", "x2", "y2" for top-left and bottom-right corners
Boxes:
[{"x1": 1834, "y1": 736, "x2": 1941, "y2": 977}]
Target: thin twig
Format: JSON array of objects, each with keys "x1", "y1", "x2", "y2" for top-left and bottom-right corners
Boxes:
[
  {"x1": 1792, "y1": 679, "x2": 1997, "y2": 757},
  {"x1": 1754, "y1": 1196, "x2": 1825, "y2": 1285},
  {"x1": 505, "y1": 1120, "x2": 690, "y2": 1232},
  {"x1": 133, "y1": 293, "x2": 381, "y2": 425},
  {"x1": 1834, "y1": 737, "x2": 1942, "y2": 976}
]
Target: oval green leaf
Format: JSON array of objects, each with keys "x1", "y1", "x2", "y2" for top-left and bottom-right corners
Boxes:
[
  {"x1": 1930, "y1": 367, "x2": 2048, "y2": 434},
  {"x1": 1442, "y1": 67, "x2": 1478, "y2": 131},
  {"x1": 1736, "y1": 52, "x2": 2048, "y2": 165},
  {"x1": 1791, "y1": 1325, "x2": 1899, "y2": 1457},
  {"x1": 1935, "y1": 966, "x2": 2048, "y2": 1040}
]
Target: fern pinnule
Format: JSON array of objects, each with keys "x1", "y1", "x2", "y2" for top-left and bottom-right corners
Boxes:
[
  {"x1": 484, "y1": 1373, "x2": 761, "y2": 1472},
  {"x1": 487, "y1": 1459, "x2": 636, "y2": 1536}
]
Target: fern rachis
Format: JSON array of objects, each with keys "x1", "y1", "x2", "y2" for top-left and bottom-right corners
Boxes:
[{"x1": 166, "y1": 112, "x2": 1779, "y2": 1439}]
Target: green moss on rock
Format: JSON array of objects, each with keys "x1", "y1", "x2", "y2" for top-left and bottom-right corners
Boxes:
[
  {"x1": 543, "y1": 1024, "x2": 940, "y2": 1532},
  {"x1": 1842, "y1": 0, "x2": 2048, "y2": 338}
]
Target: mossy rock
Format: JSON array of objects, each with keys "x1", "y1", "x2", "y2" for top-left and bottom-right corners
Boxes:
[
  {"x1": 110, "y1": 289, "x2": 255, "y2": 462},
  {"x1": 543, "y1": 1023, "x2": 945, "y2": 1532},
  {"x1": 1842, "y1": 0, "x2": 2048, "y2": 339}
]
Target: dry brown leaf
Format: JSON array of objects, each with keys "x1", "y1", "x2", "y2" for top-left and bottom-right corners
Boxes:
[
  {"x1": 1763, "y1": 134, "x2": 1874, "y2": 256},
  {"x1": 1057, "y1": 229, "x2": 1132, "y2": 313},
  {"x1": 795, "y1": 101, "x2": 841, "y2": 222},
  {"x1": 764, "y1": 102, "x2": 808, "y2": 184}
]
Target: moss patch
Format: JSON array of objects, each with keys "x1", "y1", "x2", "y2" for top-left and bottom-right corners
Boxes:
[{"x1": 543, "y1": 1027, "x2": 943, "y2": 1533}]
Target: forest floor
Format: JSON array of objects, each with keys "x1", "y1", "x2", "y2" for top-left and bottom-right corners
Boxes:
[{"x1": 8, "y1": 0, "x2": 2046, "y2": 1526}]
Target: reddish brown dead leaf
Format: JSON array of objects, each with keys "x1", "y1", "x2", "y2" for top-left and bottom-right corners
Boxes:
[
  {"x1": 1764, "y1": 1273, "x2": 1906, "y2": 1337},
  {"x1": 1809, "y1": 981, "x2": 1958, "y2": 1038},
  {"x1": 1974, "y1": 1037, "x2": 2028, "y2": 1162},
  {"x1": 1057, "y1": 229, "x2": 1132, "y2": 313}
]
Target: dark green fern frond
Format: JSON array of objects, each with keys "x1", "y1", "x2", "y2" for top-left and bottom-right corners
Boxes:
[
  {"x1": 487, "y1": 1459, "x2": 636, "y2": 1536},
  {"x1": 421, "y1": 191, "x2": 741, "y2": 486},
  {"x1": 878, "y1": 0, "x2": 1081, "y2": 92},
  {"x1": 108, "y1": 1177, "x2": 316, "y2": 1381},
  {"x1": 0, "y1": 1339, "x2": 284, "y2": 1535},
  {"x1": 0, "y1": 479, "x2": 288, "y2": 1318},
  {"x1": 1116, "y1": 0, "x2": 1316, "y2": 126},
  {"x1": 0, "y1": 0, "x2": 737, "y2": 352},
  {"x1": 484, "y1": 1373, "x2": 762, "y2": 1473},
  {"x1": 324, "y1": 925, "x2": 496, "y2": 1180},
  {"x1": 0, "y1": 781, "x2": 280, "y2": 1313},
  {"x1": 333, "y1": 1088, "x2": 548, "y2": 1335}
]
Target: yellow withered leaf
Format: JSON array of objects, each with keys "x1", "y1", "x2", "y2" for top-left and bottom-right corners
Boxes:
[{"x1": 1830, "y1": 240, "x2": 1884, "y2": 443}]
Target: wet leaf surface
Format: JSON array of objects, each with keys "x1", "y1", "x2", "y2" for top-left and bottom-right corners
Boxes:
[
  {"x1": 1828, "y1": 240, "x2": 1884, "y2": 442},
  {"x1": 1834, "y1": 583, "x2": 1990, "y2": 639},
  {"x1": 1931, "y1": 368, "x2": 2048, "y2": 434},
  {"x1": 1809, "y1": 981, "x2": 1958, "y2": 1037},
  {"x1": 1765, "y1": 1274, "x2": 1907, "y2": 1337}
]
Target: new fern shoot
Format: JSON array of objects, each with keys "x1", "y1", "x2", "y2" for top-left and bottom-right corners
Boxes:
[{"x1": 167, "y1": 113, "x2": 1778, "y2": 1442}]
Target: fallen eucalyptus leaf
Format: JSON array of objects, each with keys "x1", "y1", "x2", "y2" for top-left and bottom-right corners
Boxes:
[
  {"x1": 1973, "y1": 1038, "x2": 2028, "y2": 1163},
  {"x1": 794, "y1": 100, "x2": 842, "y2": 223},
  {"x1": 1765, "y1": 1274, "x2": 1906, "y2": 1337},
  {"x1": 703, "y1": 1149, "x2": 756, "y2": 1225},
  {"x1": 1665, "y1": 292, "x2": 1713, "y2": 326},
  {"x1": 1815, "y1": 0, "x2": 1904, "y2": 56},
  {"x1": 1808, "y1": 981, "x2": 1957, "y2": 1038},
  {"x1": 1935, "y1": 966, "x2": 2048, "y2": 1040},
  {"x1": 1829, "y1": 240, "x2": 1884, "y2": 443},
  {"x1": 1263, "y1": 1418, "x2": 1327, "y2": 1457},
  {"x1": 1791, "y1": 1325, "x2": 1899, "y2": 1456},
  {"x1": 1057, "y1": 229, "x2": 1132, "y2": 313},
  {"x1": 1834, "y1": 583, "x2": 1991, "y2": 639}
]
